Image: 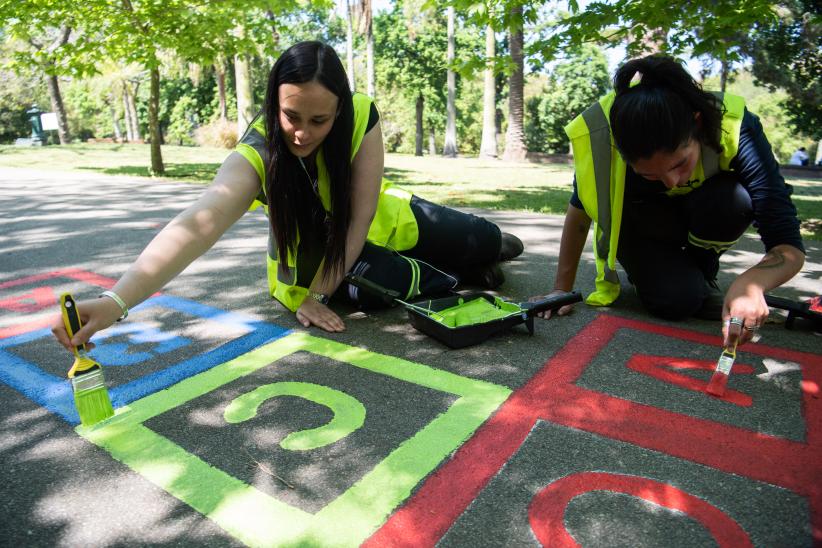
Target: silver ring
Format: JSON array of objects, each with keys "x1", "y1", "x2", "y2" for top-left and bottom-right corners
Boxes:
[{"x1": 729, "y1": 317, "x2": 743, "y2": 326}]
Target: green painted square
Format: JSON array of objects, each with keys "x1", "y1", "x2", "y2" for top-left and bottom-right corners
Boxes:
[{"x1": 76, "y1": 332, "x2": 511, "y2": 547}]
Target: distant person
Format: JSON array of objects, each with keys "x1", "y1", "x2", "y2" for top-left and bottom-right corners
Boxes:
[
  {"x1": 789, "y1": 147, "x2": 809, "y2": 166},
  {"x1": 52, "y1": 41, "x2": 522, "y2": 350},
  {"x1": 532, "y1": 55, "x2": 805, "y2": 348}
]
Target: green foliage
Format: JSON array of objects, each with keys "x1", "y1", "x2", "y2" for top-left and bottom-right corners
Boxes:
[
  {"x1": 741, "y1": 0, "x2": 822, "y2": 139},
  {"x1": 166, "y1": 95, "x2": 199, "y2": 145},
  {"x1": 62, "y1": 79, "x2": 111, "y2": 140},
  {"x1": 705, "y1": 70, "x2": 811, "y2": 163},
  {"x1": 374, "y1": 2, "x2": 486, "y2": 154},
  {"x1": 525, "y1": 45, "x2": 610, "y2": 153},
  {"x1": 0, "y1": 0, "x2": 102, "y2": 78},
  {"x1": 532, "y1": 0, "x2": 776, "y2": 62},
  {"x1": 0, "y1": 69, "x2": 48, "y2": 143},
  {"x1": 374, "y1": 3, "x2": 448, "y2": 151}
]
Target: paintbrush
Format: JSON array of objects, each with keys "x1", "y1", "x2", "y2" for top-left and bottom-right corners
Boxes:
[
  {"x1": 706, "y1": 339, "x2": 738, "y2": 397},
  {"x1": 61, "y1": 293, "x2": 114, "y2": 426}
]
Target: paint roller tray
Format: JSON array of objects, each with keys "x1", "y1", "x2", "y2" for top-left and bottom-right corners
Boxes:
[{"x1": 404, "y1": 291, "x2": 581, "y2": 349}]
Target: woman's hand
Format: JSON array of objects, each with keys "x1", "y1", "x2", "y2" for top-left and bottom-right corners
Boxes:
[
  {"x1": 531, "y1": 289, "x2": 577, "y2": 320},
  {"x1": 51, "y1": 297, "x2": 123, "y2": 352},
  {"x1": 721, "y1": 244, "x2": 805, "y2": 348},
  {"x1": 721, "y1": 279, "x2": 768, "y2": 348},
  {"x1": 296, "y1": 298, "x2": 345, "y2": 332}
]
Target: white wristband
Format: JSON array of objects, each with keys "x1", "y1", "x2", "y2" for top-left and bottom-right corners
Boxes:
[{"x1": 99, "y1": 290, "x2": 129, "y2": 321}]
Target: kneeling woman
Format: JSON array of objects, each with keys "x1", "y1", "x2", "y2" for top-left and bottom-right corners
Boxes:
[
  {"x1": 535, "y1": 55, "x2": 804, "y2": 347},
  {"x1": 52, "y1": 41, "x2": 521, "y2": 347}
]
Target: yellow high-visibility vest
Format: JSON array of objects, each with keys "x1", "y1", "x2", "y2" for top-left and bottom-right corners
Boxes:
[
  {"x1": 236, "y1": 93, "x2": 419, "y2": 311},
  {"x1": 564, "y1": 91, "x2": 746, "y2": 306}
]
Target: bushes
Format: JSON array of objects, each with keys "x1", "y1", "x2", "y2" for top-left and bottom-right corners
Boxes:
[{"x1": 195, "y1": 119, "x2": 238, "y2": 148}]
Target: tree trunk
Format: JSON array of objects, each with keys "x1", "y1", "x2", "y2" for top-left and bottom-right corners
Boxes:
[
  {"x1": 110, "y1": 97, "x2": 122, "y2": 141},
  {"x1": 235, "y1": 53, "x2": 254, "y2": 137},
  {"x1": 479, "y1": 26, "x2": 497, "y2": 159},
  {"x1": 45, "y1": 73, "x2": 70, "y2": 144},
  {"x1": 122, "y1": 89, "x2": 133, "y2": 142},
  {"x1": 215, "y1": 61, "x2": 228, "y2": 121},
  {"x1": 346, "y1": 0, "x2": 356, "y2": 91},
  {"x1": 443, "y1": 6, "x2": 458, "y2": 158},
  {"x1": 428, "y1": 127, "x2": 437, "y2": 156},
  {"x1": 502, "y1": 6, "x2": 527, "y2": 162},
  {"x1": 720, "y1": 57, "x2": 730, "y2": 92},
  {"x1": 122, "y1": 82, "x2": 139, "y2": 142},
  {"x1": 415, "y1": 93, "x2": 423, "y2": 157},
  {"x1": 366, "y1": 22, "x2": 375, "y2": 97},
  {"x1": 148, "y1": 67, "x2": 164, "y2": 175}
]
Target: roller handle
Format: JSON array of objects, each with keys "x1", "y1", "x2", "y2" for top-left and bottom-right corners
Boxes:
[
  {"x1": 520, "y1": 291, "x2": 583, "y2": 316},
  {"x1": 60, "y1": 293, "x2": 87, "y2": 355},
  {"x1": 344, "y1": 274, "x2": 401, "y2": 305},
  {"x1": 765, "y1": 293, "x2": 822, "y2": 331},
  {"x1": 764, "y1": 294, "x2": 808, "y2": 313}
]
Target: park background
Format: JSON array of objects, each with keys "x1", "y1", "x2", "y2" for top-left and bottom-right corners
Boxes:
[{"x1": 1, "y1": 0, "x2": 820, "y2": 238}]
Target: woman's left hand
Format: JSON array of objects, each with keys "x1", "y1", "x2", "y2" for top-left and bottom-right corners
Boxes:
[
  {"x1": 296, "y1": 298, "x2": 345, "y2": 332},
  {"x1": 721, "y1": 279, "x2": 768, "y2": 348}
]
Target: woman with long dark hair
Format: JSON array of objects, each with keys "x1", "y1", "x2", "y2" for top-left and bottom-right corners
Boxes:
[
  {"x1": 533, "y1": 55, "x2": 804, "y2": 348},
  {"x1": 52, "y1": 41, "x2": 522, "y2": 346}
]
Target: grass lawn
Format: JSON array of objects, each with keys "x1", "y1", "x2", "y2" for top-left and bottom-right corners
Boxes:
[{"x1": 2, "y1": 142, "x2": 819, "y2": 239}]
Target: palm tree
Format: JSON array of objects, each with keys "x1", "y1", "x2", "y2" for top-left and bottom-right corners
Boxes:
[
  {"x1": 443, "y1": 6, "x2": 457, "y2": 157},
  {"x1": 479, "y1": 25, "x2": 497, "y2": 158},
  {"x1": 502, "y1": 4, "x2": 526, "y2": 161},
  {"x1": 346, "y1": 0, "x2": 357, "y2": 90}
]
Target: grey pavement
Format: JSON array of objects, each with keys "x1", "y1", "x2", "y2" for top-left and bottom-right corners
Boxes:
[{"x1": 0, "y1": 167, "x2": 819, "y2": 547}]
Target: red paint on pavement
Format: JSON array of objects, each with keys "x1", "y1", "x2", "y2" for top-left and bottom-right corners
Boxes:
[
  {"x1": 366, "y1": 314, "x2": 822, "y2": 546},
  {"x1": 528, "y1": 472, "x2": 752, "y2": 547},
  {"x1": 627, "y1": 354, "x2": 754, "y2": 406}
]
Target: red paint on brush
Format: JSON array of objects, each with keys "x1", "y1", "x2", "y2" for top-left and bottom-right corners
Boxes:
[{"x1": 707, "y1": 345, "x2": 737, "y2": 397}]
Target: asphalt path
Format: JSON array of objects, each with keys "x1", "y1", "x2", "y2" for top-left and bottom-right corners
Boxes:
[{"x1": 1, "y1": 167, "x2": 819, "y2": 546}]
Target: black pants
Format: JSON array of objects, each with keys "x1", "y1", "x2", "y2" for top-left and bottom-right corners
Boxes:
[
  {"x1": 617, "y1": 173, "x2": 753, "y2": 320},
  {"x1": 339, "y1": 196, "x2": 502, "y2": 309}
]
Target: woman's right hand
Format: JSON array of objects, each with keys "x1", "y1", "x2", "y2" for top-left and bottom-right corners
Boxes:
[
  {"x1": 51, "y1": 296, "x2": 123, "y2": 352},
  {"x1": 530, "y1": 289, "x2": 577, "y2": 320},
  {"x1": 296, "y1": 298, "x2": 345, "y2": 333}
]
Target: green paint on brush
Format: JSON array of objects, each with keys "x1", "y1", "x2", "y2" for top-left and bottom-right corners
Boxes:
[
  {"x1": 224, "y1": 381, "x2": 366, "y2": 451},
  {"x1": 77, "y1": 332, "x2": 511, "y2": 547},
  {"x1": 72, "y1": 366, "x2": 114, "y2": 427}
]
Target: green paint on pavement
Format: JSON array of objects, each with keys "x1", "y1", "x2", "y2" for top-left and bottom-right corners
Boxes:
[
  {"x1": 224, "y1": 381, "x2": 366, "y2": 451},
  {"x1": 77, "y1": 332, "x2": 511, "y2": 547}
]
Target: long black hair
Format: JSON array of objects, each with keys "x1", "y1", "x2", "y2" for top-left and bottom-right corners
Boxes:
[
  {"x1": 263, "y1": 41, "x2": 354, "y2": 281},
  {"x1": 610, "y1": 55, "x2": 724, "y2": 163}
]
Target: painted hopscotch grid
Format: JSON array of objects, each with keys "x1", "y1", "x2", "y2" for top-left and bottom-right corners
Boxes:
[
  {"x1": 77, "y1": 331, "x2": 512, "y2": 547},
  {"x1": 367, "y1": 314, "x2": 822, "y2": 546},
  {"x1": 0, "y1": 269, "x2": 288, "y2": 424},
  {"x1": 437, "y1": 421, "x2": 809, "y2": 546}
]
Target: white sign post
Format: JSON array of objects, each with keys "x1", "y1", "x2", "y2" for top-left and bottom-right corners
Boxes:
[{"x1": 40, "y1": 112, "x2": 59, "y2": 131}]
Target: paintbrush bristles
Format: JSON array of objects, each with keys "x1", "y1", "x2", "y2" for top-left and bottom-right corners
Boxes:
[{"x1": 72, "y1": 366, "x2": 114, "y2": 426}]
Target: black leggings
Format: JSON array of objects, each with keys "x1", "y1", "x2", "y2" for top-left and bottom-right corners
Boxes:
[
  {"x1": 617, "y1": 173, "x2": 753, "y2": 320},
  {"x1": 338, "y1": 196, "x2": 502, "y2": 309}
]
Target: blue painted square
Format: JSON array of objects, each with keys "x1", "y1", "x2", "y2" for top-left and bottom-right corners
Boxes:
[{"x1": 0, "y1": 295, "x2": 289, "y2": 424}]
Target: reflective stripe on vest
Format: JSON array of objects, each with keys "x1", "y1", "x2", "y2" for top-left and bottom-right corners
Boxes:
[
  {"x1": 566, "y1": 91, "x2": 746, "y2": 306},
  {"x1": 234, "y1": 93, "x2": 419, "y2": 311}
]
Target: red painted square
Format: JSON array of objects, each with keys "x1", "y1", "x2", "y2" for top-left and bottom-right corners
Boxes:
[{"x1": 367, "y1": 314, "x2": 822, "y2": 546}]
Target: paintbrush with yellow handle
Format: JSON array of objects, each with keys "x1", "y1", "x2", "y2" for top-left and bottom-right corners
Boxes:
[{"x1": 61, "y1": 293, "x2": 114, "y2": 426}]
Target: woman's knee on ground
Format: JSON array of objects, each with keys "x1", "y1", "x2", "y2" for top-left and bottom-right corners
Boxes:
[{"x1": 634, "y1": 273, "x2": 706, "y2": 320}]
